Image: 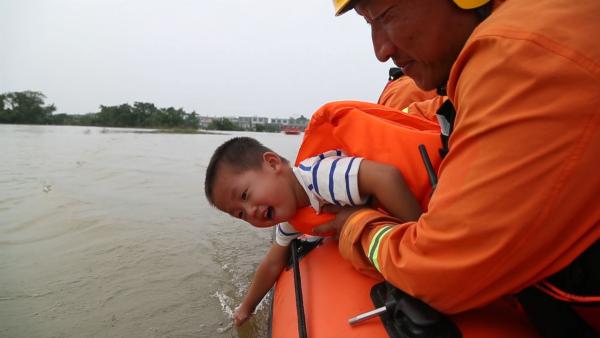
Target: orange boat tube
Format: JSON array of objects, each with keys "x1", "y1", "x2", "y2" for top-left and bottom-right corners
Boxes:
[{"x1": 270, "y1": 238, "x2": 541, "y2": 338}]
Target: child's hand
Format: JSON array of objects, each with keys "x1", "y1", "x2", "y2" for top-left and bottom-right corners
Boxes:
[
  {"x1": 314, "y1": 205, "x2": 364, "y2": 237},
  {"x1": 233, "y1": 306, "x2": 251, "y2": 327}
]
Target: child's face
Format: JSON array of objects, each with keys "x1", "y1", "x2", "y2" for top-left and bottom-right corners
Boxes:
[{"x1": 211, "y1": 152, "x2": 300, "y2": 228}]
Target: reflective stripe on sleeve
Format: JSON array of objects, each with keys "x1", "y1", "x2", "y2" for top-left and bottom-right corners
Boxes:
[{"x1": 368, "y1": 225, "x2": 393, "y2": 272}]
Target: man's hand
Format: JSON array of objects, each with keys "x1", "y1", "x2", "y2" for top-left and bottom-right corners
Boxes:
[
  {"x1": 314, "y1": 205, "x2": 365, "y2": 237},
  {"x1": 233, "y1": 305, "x2": 251, "y2": 327}
]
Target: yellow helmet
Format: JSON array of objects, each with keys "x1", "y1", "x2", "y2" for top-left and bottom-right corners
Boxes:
[
  {"x1": 333, "y1": 0, "x2": 353, "y2": 16},
  {"x1": 453, "y1": 0, "x2": 492, "y2": 9},
  {"x1": 333, "y1": 0, "x2": 491, "y2": 16}
]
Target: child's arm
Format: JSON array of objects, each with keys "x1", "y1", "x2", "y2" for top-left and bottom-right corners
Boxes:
[
  {"x1": 358, "y1": 160, "x2": 422, "y2": 221},
  {"x1": 234, "y1": 242, "x2": 290, "y2": 326}
]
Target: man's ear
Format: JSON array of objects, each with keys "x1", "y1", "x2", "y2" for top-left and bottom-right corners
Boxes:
[{"x1": 263, "y1": 152, "x2": 282, "y2": 172}]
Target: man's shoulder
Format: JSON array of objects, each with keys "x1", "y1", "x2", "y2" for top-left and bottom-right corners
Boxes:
[{"x1": 474, "y1": 0, "x2": 600, "y2": 67}]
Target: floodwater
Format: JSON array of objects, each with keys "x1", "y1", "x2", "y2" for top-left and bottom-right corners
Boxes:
[{"x1": 0, "y1": 124, "x2": 302, "y2": 338}]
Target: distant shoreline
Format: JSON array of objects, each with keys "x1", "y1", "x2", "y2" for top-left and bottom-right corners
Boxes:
[
  {"x1": 105, "y1": 127, "x2": 228, "y2": 135},
  {"x1": 0, "y1": 123, "x2": 230, "y2": 135}
]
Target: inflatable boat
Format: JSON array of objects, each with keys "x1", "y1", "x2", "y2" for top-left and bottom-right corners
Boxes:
[{"x1": 269, "y1": 237, "x2": 541, "y2": 338}]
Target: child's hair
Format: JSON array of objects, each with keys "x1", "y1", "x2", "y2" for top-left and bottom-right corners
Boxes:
[{"x1": 204, "y1": 137, "x2": 287, "y2": 205}]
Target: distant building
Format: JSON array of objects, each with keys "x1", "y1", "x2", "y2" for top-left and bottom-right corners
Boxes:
[
  {"x1": 198, "y1": 116, "x2": 214, "y2": 129},
  {"x1": 288, "y1": 115, "x2": 309, "y2": 130},
  {"x1": 268, "y1": 116, "x2": 309, "y2": 131},
  {"x1": 270, "y1": 118, "x2": 290, "y2": 126},
  {"x1": 227, "y1": 116, "x2": 240, "y2": 125},
  {"x1": 198, "y1": 115, "x2": 239, "y2": 129},
  {"x1": 198, "y1": 114, "x2": 308, "y2": 131},
  {"x1": 237, "y1": 116, "x2": 269, "y2": 129}
]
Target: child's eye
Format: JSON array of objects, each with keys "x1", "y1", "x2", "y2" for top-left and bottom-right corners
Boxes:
[{"x1": 241, "y1": 190, "x2": 247, "y2": 200}]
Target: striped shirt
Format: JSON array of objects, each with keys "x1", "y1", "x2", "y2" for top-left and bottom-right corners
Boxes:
[{"x1": 275, "y1": 150, "x2": 367, "y2": 246}]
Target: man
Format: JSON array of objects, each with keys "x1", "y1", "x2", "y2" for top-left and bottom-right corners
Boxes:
[{"x1": 318, "y1": 0, "x2": 600, "y2": 336}]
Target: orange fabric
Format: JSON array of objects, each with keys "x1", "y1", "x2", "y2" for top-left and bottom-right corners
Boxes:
[
  {"x1": 377, "y1": 75, "x2": 438, "y2": 111},
  {"x1": 289, "y1": 207, "x2": 336, "y2": 236},
  {"x1": 339, "y1": 0, "x2": 600, "y2": 313},
  {"x1": 338, "y1": 209, "x2": 397, "y2": 278},
  {"x1": 288, "y1": 101, "x2": 442, "y2": 235},
  {"x1": 378, "y1": 73, "x2": 447, "y2": 122},
  {"x1": 404, "y1": 96, "x2": 447, "y2": 122}
]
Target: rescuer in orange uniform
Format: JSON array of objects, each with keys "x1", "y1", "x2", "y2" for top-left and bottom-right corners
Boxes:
[
  {"x1": 318, "y1": 0, "x2": 600, "y2": 335},
  {"x1": 378, "y1": 68, "x2": 447, "y2": 122}
]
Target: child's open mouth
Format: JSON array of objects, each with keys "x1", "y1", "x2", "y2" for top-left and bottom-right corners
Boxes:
[{"x1": 266, "y1": 206, "x2": 274, "y2": 220}]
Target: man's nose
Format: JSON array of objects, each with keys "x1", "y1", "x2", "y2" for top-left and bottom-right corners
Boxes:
[{"x1": 371, "y1": 25, "x2": 395, "y2": 62}]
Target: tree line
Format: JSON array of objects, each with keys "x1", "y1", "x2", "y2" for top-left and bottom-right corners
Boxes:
[
  {"x1": 0, "y1": 90, "x2": 306, "y2": 132},
  {"x1": 0, "y1": 91, "x2": 199, "y2": 129}
]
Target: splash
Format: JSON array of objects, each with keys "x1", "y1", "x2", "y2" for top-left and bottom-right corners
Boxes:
[{"x1": 213, "y1": 290, "x2": 234, "y2": 318}]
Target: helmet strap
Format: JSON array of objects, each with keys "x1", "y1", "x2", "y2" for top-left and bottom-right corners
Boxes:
[{"x1": 474, "y1": 2, "x2": 493, "y2": 21}]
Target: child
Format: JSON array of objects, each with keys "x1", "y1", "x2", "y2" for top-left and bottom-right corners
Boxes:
[{"x1": 204, "y1": 136, "x2": 423, "y2": 326}]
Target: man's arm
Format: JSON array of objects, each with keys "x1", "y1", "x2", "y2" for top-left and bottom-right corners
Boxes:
[
  {"x1": 358, "y1": 159, "x2": 422, "y2": 222},
  {"x1": 337, "y1": 34, "x2": 600, "y2": 313},
  {"x1": 234, "y1": 242, "x2": 289, "y2": 326}
]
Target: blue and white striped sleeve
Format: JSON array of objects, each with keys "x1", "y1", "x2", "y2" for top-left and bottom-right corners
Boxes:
[
  {"x1": 309, "y1": 153, "x2": 368, "y2": 207},
  {"x1": 274, "y1": 222, "x2": 300, "y2": 247}
]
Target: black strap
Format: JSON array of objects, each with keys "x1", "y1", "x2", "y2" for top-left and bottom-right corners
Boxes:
[
  {"x1": 269, "y1": 236, "x2": 320, "y2": 338},
  {"x1": 290, "y1": 239, "x2": 308, "y2": 338},
  {"x1": 286, "y1": 237, "x2": 323, "y2": 268},
  {"x1": 435, "y1": 99, "x2": 456, "y2": 159},
  {"x1": 388, "y1": 67, "x2": 404, "y2": 81},
  {"x1": 546, "y1": 240, "x2": 600, "y2": 298},
  {"x1": 517, "y1": 240, "x2": 600, "y2": 338},
  {"x1": 418, "y1": 144, "x2": 438, "y2": 190},
  {"x1": 517, "y1": 288, "x2": 599, "y2": 338}
]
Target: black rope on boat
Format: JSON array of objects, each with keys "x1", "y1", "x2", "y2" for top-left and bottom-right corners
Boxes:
[
  {"x1": 286, "y1": 238, "x2": 323, "y2": 269},
  {"x1": 291, "y1": 239, "x2": 308, "y2": 338}
]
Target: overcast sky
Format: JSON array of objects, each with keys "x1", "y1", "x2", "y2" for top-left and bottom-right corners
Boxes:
[{"x1": 0, "y1": 0, "x2": 393, "y2": 118}]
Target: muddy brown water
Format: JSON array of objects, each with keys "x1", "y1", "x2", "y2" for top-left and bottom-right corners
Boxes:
[{"x1": 0, "y1": 124, "x2": 302, "y2": 338}]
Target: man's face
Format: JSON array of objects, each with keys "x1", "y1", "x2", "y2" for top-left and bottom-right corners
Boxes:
[
  {"x1": 354, "y1": 0, "x2": 480, "y2": 90},
  {"x1": 211, "y1": 154, "x2": 299, "y2": 228}
]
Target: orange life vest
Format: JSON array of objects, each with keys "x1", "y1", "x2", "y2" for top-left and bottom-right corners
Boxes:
[
  {"x1": 289, "y1": 101, "x2": 442, "y2": 236},
  {"x1": 377, "y1": 70, "x2": 438, "y2": 112}
]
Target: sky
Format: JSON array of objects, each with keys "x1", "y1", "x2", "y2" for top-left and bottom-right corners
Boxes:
[{"x1": 0, "y1": 0, "x2": 393, "y2": 118}]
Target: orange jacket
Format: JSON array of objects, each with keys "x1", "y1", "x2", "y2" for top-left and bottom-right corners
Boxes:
[
  {"x1": 339, "y1": 0, "x2": 600, "y2": 313},
  {"x1": 288, "y1": 101, "x2": 442, "y2": 235},
  {"x1": 378, "y1": 72, "x2": 447, "y2": 122},
  {"x1": 378, "y1": 75, "x2": 438, "y2": 112}
]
